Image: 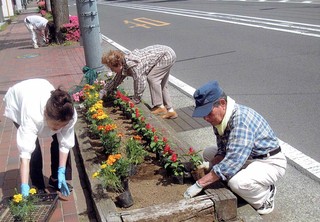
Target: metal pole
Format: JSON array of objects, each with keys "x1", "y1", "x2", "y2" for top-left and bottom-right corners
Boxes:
[
  {"x1": 76, "y1": 0, "x2": 104, "y2": 72},
  {"x1": 0, "y1": 1, "x2": 4, "y2": 23}
]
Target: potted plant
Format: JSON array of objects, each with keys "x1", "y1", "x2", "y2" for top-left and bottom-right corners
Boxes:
[
  {"x1": 164, "y1": 152, "x2": 185, "y2": 184},
  {"x1": 9, "y1": 188, "x2": 39, "y2": 221},
  {"x1": 184, "y1": 147, "x2": 205, "y2": 181},
  {"x1": 125, "y1": 136, "x2": 148, "y2": 176},
  {"x1": 92, "y1": 154, "x2": 133, "y2": 208}
]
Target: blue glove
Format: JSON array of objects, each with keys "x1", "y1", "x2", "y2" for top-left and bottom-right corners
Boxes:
[
  {"x1": 58, "y1": 167, "x2": 70, "y2": 196},
  {"x1": 21, "y1": 183, "x2": 30, "y2": 197}
]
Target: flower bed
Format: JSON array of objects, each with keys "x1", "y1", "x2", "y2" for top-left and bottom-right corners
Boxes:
[{"x1": 72, "y1": 80, "x2": 218, "y2": 220}]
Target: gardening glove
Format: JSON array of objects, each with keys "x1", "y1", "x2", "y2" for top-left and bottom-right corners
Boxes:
[
  {"x1": 99, "y1": 89, "x2": 107, "y2": 99},
  {"x1": 132, "y1": 96, "x2": 141, "y2": 104},
  {"x1": 184, "y1": 181, "x2": 203, "y2": 199},
  {"x1": 58, "y1": 167, "x2": 70, "y2": 196},
  {"x1": 21, "y1": 183, "x2": 30, "y2": 197},
  {"x1": 197, "y1": 161, "x2": 210, "y2": 170}
]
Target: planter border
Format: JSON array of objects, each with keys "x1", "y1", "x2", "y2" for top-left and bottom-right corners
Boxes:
[{"x1": 74, "y1": 102, "x2": 239, "y2": 222}]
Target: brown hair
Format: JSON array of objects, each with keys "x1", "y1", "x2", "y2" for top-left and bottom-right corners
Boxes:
[
  {"x1": 101, "y1": 50, "x2": 125, "y2": 68},
  {"x1": 45, "y1": 87, "x2": 74, "y2": 122}
]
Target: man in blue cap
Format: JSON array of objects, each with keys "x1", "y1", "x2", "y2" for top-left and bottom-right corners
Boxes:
[{"x1": 184, "y1": 80, "x2": 287, "y2": 215}]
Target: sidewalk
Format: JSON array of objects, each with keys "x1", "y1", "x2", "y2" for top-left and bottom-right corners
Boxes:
[{"x1": 0, "y1": 6, "x2": 96, "y2": 222}]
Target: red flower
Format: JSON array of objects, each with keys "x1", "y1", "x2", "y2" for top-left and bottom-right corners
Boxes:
[
  {"x1": 146, "y1": 123, "x2": 151, "y2": 130},
  {"x1": 163, "y1": 137, "x2": 168, "y2": 143},
  {"x1": 171, "y1": 153, "x2": 178, "y2": 162},
  {"x1": 163, "y1": 144, "x2": 172, "y2": 154},
  {"x1": 129, "y1": 102, "x2": 134, "y2": 108},
  {"x1": 188, "y1": 147, "x2": 195, "y2": 155},
  {"x1": 135, "y1": 108, "x2": 140, "y2": 118},
  {"x1": 153, "y1": 135, "x2": 159, "y2": 143},
  {"x1": 152, "y1": 127, "x2": 156, "y2": 133}
]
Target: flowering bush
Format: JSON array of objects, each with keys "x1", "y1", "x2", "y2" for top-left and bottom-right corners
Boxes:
[
  {"x1": 100, "y1": 124, "x2": 121, "y2": 155},
  {"x1": 93, "y1": 154, "x2": 130, "y2": 192},
  {"x1": 9, "y1": 188, "x2": 38, "y2": 221},
  {"x1": 62, "y1": 15, "x2": 80, "y2": 42},
  {"x1": 37, "y1": 0, "x2": 46, "y2": 10},
  {"x1": 126, "y1": 137, "x2": 148, "y2": 165}
]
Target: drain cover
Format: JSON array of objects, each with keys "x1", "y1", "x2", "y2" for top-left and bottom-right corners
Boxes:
[{"x1": 17, "y1": 53, "x2": 40, "y2": 59}]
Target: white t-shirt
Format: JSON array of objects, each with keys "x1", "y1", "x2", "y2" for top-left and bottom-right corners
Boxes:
[
  {"x1": 3, "y1": 79, "x2": 77, "y2": 159},
  {"x1": 26, "y1": 15, "x2": 48, "y2": 30}
]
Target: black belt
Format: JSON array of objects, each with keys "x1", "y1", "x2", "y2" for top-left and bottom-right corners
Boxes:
[{"x1": 252, "y1": 147, "x2": 281, "y2": 159}]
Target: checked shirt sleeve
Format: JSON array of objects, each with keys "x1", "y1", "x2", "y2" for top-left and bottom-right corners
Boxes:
[{"x1": 212, "y1": 105, "x2": 279, "y2": 181}]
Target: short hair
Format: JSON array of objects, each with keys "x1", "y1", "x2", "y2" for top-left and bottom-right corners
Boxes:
[
  {"x1": 45, "y1": 87, "x2": 74, "y2": 122},
  {"x1": 101, "y1": 50, "x2": 124, "y2": 68}
]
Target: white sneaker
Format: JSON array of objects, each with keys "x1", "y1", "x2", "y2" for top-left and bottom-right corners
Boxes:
[
  {"x1": 33, "y1": 44, "x2": 39, "y2": 49},
  {"x1": 257, "y1": 185, "x2": 277, "y2": 215}
]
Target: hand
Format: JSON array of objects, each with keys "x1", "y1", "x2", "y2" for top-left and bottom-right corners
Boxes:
[
  {"x1": 21, "y1": 183, "x2": 30, "y2": 197},
  {"x1": 132, "y1": 96, "x2": 141, "y2": 104},
  {"x1": 99, "y1": 89, "x2": 107, "y2": 99},
  {"x1": 197, "y1": 161, "x2": 210, "y2": 170},
  {"x1": 58, "y1": 167, "x2": 70, "y2": 196},
  {"x1": 184, "y1": 181, "x2": 203, "y2": 199}
]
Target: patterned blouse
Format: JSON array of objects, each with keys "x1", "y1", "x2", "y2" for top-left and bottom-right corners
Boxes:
[{"x1": 104, "y1": 45, "x2": 176, "y2": 98}]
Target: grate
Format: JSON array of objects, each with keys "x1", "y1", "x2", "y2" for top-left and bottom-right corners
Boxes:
[{"x1": 0, "y1": 193, "x2": 58, "y2": 222}]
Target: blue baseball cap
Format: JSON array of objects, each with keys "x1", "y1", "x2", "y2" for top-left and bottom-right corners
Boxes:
[{"x1": 192, "y1": 81, "x2": 223, "y2": 117}]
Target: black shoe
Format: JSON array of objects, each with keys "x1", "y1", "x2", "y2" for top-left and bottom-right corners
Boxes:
[{"x1": 49, "y1": 176, "x2": 73, "y2": 192}]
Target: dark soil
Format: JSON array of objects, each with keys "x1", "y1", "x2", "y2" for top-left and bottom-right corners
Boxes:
[{"x1": 96, "y1": 103, "x2": 194, "y2": 210}]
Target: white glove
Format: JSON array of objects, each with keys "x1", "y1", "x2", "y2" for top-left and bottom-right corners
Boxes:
[
  {"x1": 99, "y1": 89, "x2": 106, "y2": 99},
  {"x1": 184, "y1": 181, "x2": 203, "y2": 199},
  {"x1": 197, "y1": 161, "x2": 210, "y2": 170}
]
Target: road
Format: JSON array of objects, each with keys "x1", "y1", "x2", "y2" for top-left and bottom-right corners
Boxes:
[
  {"x1": 67, "y1": 1, "x2": 320, "y2": 221},
  {"x1": 91, "y1": 0, "x2": 320, "y2": 163}
]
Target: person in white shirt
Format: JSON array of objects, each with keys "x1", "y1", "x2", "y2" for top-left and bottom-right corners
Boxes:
[
  {"x1": 24, "y1": 15, "x2": 54, "y2": 49},
  {"x1": 3, "y1": 79, "x2": 77, "y2": 197}
]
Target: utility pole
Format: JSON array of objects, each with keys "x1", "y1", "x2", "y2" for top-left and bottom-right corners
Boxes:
[
  {"x1": 0, "y1": 1, "x2": 4, "y2": 23},
  {"x1": 76, "y1": 0, "x2": 104, "y2": 73}
]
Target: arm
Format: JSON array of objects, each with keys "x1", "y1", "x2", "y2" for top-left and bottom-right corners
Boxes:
[{"x1": 20, "y1": 157, "x2": 30, "y2": 183}]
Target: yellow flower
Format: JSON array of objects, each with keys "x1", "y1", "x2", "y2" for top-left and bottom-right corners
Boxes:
[
  {"x1": 101, "y1": 164, "x2": 107, "y2": 169},
  {"x1": 13, "y1": 193, "x2": 23, "y2": 203},
  {"x1": 92, "y1": 172, "x2": 99, "y2": 178},
  {"x1": 110, "y1": 169, "x2": 116, "y2": 173},
  {"x1": 29, "y1": 188, "x2": 37, "y2": 195}
]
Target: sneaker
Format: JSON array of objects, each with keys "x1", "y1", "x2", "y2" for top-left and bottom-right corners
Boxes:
[
  {"x1": 33, "y1": 44, "x2": 39, "y2": 49},
  {"x1": 162, "y1": 111, "x2": 178, "y2": 119},
  {"x1": 151, "y1": 106, "x2": 167, "y2": 115},
  {"x1": 257, "y1": 185, "x2": 277, "y2": 215},
  {"x1": 49, "y1": 176, "x2": 73, "y2": 192}
]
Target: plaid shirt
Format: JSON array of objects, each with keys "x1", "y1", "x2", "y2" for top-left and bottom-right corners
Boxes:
[
  {"x1": 212, "y1": 104, "x2": 279, "y2": 181},
  {"x1": 105, "y1": 45, "x2": 176, "y2": 98}
]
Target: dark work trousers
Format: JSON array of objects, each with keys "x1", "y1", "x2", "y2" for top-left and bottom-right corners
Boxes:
[{"x1": 14, "y1": 123, "x2": 72, "y2": 189}]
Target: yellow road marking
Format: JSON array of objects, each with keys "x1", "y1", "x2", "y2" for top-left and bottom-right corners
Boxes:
[{"x1": 123, "y1": 18, "x2": 170, "y2": 28}]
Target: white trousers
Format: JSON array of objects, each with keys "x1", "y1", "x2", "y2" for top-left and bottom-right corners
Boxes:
[
  {"x1": 24, "y1": 18, "x2": 45, "y2": 46},
  {"x1": 203, "y1": 146, "x2": 287, "y2": 209}
]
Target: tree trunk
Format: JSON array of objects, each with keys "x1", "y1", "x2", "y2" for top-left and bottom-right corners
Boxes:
[{"x1": 50, "y1": 0, "x2": 69, "y2": 44}]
